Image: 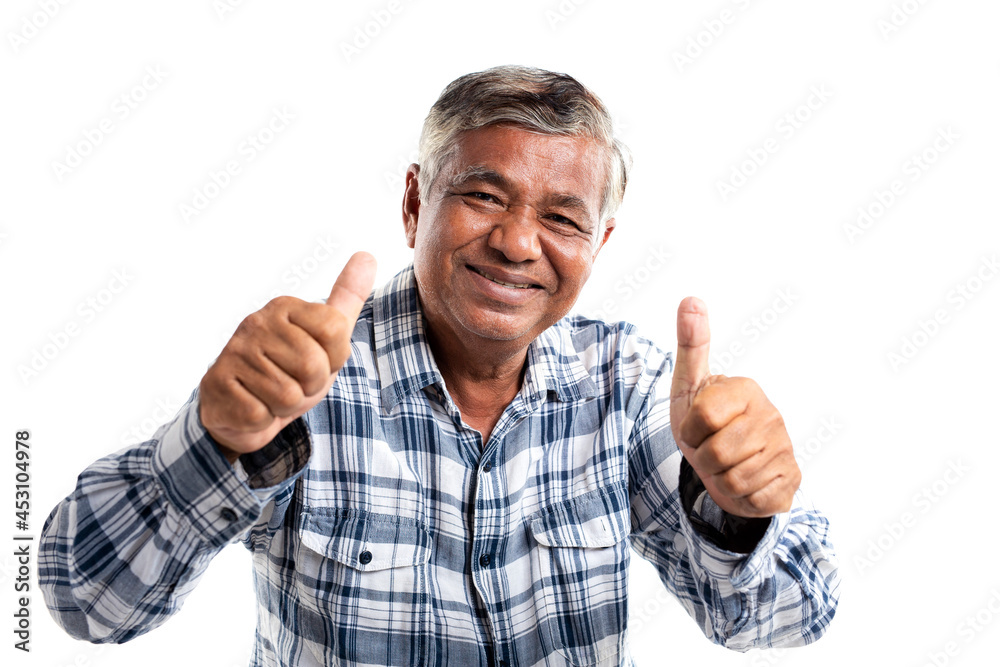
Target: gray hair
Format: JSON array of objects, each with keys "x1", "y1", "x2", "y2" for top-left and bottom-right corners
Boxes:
[{"x1": 417, "y1": 65, "x2": 631, "y2": 227}]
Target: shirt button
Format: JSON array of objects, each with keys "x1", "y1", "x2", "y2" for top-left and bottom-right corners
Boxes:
[
  {"x1": 359, "y1": 550, "x2": 373, "y2": 565},
  {"x1": 482, "y1": 461, "x2": 492, "y2": 473},
  {"x1": 479, "y1": 553, "x2": 491, "y2": 567},
  {"x1": 220, "y1": 507, "x2": 238, "y2": 522}
]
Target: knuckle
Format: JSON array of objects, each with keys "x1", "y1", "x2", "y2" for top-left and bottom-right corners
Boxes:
[
  {"x1": 316, "y1": 311, "x2": 349, "y2": 347},
  {"x1": 237, "y1": 310, "x2": 269, "y2": 339},
  {"x1": 199, "y1": 366, "x2": 221, "y2": 395},
  {"x1": 282, "y1": 354, "x2": 309, "y2": 382},
  {"x1": 273, "y1": 381, "x2": 304, "y2": 413},
  {"x1": 198, "y1": 396, "x2": 218, "y2": 430},
  {"x1": 298, "y1": 354, "x2": 332, "y2": 395},
  {"x1": 789, "y1": 466, "x2": 802, "y2": 493},
  {"x1": 777, "y1": 494, "x2": 793, "y2": 513},
  {"x1": 718, "y1": 469, "x2": 750, "y2": 497},
  {"x1": 234, "y1": 400, "x2": 271, "y2": 430},
  {"x1": 742, "y1": 490, "x2": 770, "y2": 516},
  {"x1": 329, "y1": 336, "x2": 354, "y2": 372},
  {"x1": 299, "y1": 375, "x2": 328, "y2": 398},
  {"x1": 717, "y1": 439, "x2": 745, "y2": 468},
  {"x1": 699, "y1": 442, "x2": 727, "y2": 471},
  {"x1": 688, "y1": 400, "x2": 708, "y2": 424},
  {"x1": 692, "y1": 400, "x2": 726, "y2": 432},
  {"x1": 199, "y1": 371, "x2": 230, "y2": 415},
  {"x1": 764, "y1": 406, "x2": 785, "y2": 430},
  {"x1": 266, "y1": 295, "x2": 296, "y2": 311}
]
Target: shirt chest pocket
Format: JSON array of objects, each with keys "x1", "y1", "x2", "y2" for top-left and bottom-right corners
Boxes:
[
  {"x1": 293, "y1": 507, "x2": 432, "y2": 663},
  {"x1": 529, "y1": 481, "x2": 631, "y2": 666}
]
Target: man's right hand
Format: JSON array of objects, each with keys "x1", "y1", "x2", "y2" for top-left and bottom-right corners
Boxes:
[{"x1": 199, "y1": 252, "x2": 377, "y2": 462}]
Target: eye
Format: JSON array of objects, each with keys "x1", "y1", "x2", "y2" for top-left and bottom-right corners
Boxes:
[
  {"x1": 465, "y1": 191, "x2": 499, "y2": 203},
  {"x1": 547, "y1": 213, "x2": 578, "y2": 228}
]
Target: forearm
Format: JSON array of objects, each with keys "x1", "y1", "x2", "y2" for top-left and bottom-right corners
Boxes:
[
  {"x1": 635, "y1": 483, "x2": 840, "y2": 650},
  {"x1": 38, "y1": 394, "x2": 302, "y2": 643}
]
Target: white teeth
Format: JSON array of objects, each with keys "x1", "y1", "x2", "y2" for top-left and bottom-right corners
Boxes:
[{"x1": 473, "y1": 267, "x2": 532, "y2": 289}]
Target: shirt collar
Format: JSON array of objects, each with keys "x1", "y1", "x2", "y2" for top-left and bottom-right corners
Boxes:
[
  {"x1": 372, "y1": 264, "x2": 598, "y2": 414},
  {"x1": 522, "y1": 320, "x2": 599, "y2": 404}
]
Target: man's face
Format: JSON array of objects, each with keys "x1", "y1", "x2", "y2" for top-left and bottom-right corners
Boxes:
[{"x1": 403, "y1": 124, "x2": 615, "y2": 353}]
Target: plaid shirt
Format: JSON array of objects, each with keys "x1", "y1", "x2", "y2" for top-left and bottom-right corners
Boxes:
[{"x1": 40, "y1": 264, "x2": 839, "y2": 666}]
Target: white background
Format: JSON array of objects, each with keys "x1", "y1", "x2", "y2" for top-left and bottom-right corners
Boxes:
[{"x1": 2, "y1": 1, "x2": 999, "y2": 665}]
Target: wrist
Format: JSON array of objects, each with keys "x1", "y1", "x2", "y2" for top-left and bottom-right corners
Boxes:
[{"x1": 680, "y1": 457, "x2": 771, "y2": 553}]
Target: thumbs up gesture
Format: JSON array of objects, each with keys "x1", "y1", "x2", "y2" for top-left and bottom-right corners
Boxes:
[
  {"x1": 669, "y1": 297, "x2": 800, "y2": 518},
  {"x1": 200, "y1": 252, "x2": 377, "y2": 462}
]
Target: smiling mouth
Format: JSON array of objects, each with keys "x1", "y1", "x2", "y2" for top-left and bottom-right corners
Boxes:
[{"x1": 468, "y1": 265, "x2": 539, "y2": 289}]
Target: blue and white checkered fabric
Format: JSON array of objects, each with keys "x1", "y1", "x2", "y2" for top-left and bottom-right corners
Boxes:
[{"x1": 40, "y1": 264, "x2": 839, "y2": 666}]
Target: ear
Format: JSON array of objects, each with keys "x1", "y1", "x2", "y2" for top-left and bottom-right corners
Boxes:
[
  {"x1": 402, "y1": 164, "x2": 421, "y2": 249},
  {"x1": 592, "y1": 217, "x2": 616, "y2": 260}
]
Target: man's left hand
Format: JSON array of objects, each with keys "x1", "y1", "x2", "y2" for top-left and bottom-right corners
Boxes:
[{"x1": 669, "y1": 297, "x2": 801, "y2": 519}]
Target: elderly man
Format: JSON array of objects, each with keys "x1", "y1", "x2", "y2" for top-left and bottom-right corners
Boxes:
[{"x1": 40, "y1": 66, "x2": 839, "y2": 666}]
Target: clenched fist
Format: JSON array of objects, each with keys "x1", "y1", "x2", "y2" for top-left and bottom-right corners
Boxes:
[
  {"x1": 669, "y1": 297, "x2": 800, "y2": 519},
  {"x1": 199, "y1": 252, "x2": 377, "y2": 463}
]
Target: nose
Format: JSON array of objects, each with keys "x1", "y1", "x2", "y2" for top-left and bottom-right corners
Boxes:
[{"x1": 487, "y1": 205, "x2": 542, "y2": 264}]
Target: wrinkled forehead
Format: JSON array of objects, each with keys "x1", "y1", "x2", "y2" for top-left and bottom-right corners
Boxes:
[{"x1": 435, "y1": 125, "x2": 607, "y2": 208}]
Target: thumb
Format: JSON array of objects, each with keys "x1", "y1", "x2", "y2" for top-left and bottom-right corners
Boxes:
[
  {"x1": 326, "y1": 251, "x2": 377, "y2": 322},
  {"x1": 670, "y1": 296, "x2": 711, "y2": 401}
]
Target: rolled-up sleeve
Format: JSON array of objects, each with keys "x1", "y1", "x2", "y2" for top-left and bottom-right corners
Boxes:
[
  {"x1": 38, "y1": 389, "x2": 310, "y2": 643},
  {"x1": 626, "y1": 341, "x2": 840, "y2": 650}
]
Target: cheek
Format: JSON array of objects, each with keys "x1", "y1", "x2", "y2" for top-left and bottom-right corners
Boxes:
[
  {"x1": 419, "y1": 206, "x2": 480, "y2": 253},
  {"x1": 547, "y1": 245, "x2": 594, "y2": 292},
  {"x1": 414, "y1": 218, "x2": 453, "y2": 265}
]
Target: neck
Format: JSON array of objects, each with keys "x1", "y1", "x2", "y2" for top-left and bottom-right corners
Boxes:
[{"x1": 424, "y1": 318, "x2": 528, "y2": 412}]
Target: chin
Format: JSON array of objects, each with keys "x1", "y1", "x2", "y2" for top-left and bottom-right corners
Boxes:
[{"x1": 460, "y1": 311, "x2": 537, "y2": 343}]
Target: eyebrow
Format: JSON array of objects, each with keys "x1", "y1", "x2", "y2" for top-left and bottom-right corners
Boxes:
[
  {"x1": 446, "y1": 165, "x2": 596, "y2": 227},
  {"x1": 446, "y1": 166, "x2": 514, "y2": 192}
]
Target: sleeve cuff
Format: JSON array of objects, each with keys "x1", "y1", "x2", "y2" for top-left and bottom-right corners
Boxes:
[
  {"x1": 151, "y1": 395, "x2": 311, "y2": 548},
  {"x1": 237, "y1": 418, "x2": 312, "y2": 490},
  {"x1": 678, "y1": 457, "x2": 791, "y2": 590}
]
